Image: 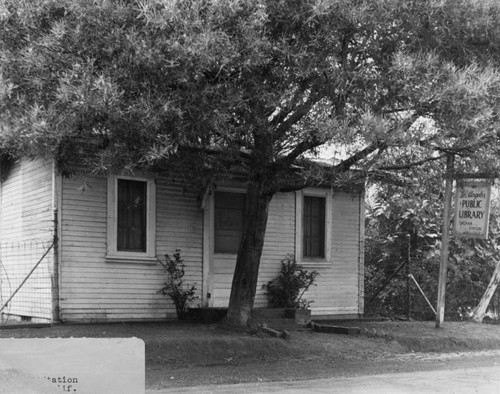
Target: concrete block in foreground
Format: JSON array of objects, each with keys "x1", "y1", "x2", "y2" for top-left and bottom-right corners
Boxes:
[
  {"x1": 261, "y1": 325, "x2": 283, "y2": 338},
  {"x1": 312, "y1": 322, "x2": 360, "y2": 335},
  {"x1": 261, "y1": 324, "x2": 291, "y2": 339}
]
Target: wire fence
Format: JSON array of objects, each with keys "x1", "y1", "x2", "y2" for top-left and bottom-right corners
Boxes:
[
  {"x1": 365, "y1": 261, "x2": 439, "y2": 320},
  {"x1": 365, "y1": 267, "x2": 500, "y2": 321},
  {"x1": 0, "y1": 239, "x2": 54, "y2": 324}
]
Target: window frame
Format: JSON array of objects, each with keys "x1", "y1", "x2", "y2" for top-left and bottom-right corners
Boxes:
[
  {"x1": 295, "y1": 188, "x2": 332, "y2": 266},
  {"x1": 302, "y1": 195, "x2": 326, "y2": 259},
  {"x1": 106, "y1": 175, "x2": 156, "y2": 263}
]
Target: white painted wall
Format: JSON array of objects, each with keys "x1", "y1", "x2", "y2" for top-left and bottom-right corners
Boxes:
[
  {"x1": 59, "y1": 171, "x2": 363, "y2": 321},
  {"x1": 209, "y1": 189, "x2": 364, "y2": 317},
  {"x1": 0, "y1": 158, "x2": 54, "y2": 320},
  {"x1": 307, "y1": 191, "x2": 364, "y2": 316},
  {"x1": 59, "y1": 173, "x2": 203, "y2": 321}
]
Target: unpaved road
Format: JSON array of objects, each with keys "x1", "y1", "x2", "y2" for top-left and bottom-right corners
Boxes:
[
  {"x1": 147, "y1": 350, "x2": 500, "y2": 393},
  {"x1": 148, "y1": 365, "x2": 500, "y2": 393}
]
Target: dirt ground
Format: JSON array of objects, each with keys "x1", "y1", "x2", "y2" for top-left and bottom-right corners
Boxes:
[{"x1": 1, "y1": 319, "x2": 500, "y2": 389}]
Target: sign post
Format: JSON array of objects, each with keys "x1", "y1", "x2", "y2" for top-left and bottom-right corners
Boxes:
[
  {"x1": 435, "y1": 164, "x2": 493, "y2": 328},
  {"x1": 435, "y1": 153, "x2": 454, "y2": 328}
]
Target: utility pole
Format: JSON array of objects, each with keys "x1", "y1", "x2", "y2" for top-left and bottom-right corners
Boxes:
[{"x1": 436, "y1": 153, "x2": 455, "y2": 328}]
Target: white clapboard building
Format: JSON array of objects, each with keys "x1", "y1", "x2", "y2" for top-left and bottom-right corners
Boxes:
[{"x1": 0, "y1": 157, "x2": 365, "y2": 323}]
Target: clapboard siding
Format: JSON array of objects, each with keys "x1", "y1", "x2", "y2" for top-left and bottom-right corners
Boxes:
[
  {"x1": 210, "y1": 189, "x2": 363, "y2": 315},
  {"x1": 59, "y1": 170, "x2": 363, "y2": 321},
  {"x1": 60, "y1": 173, "x2": 203, "y2": 321},
  {"x1": 255, "y1": 193, "x2": 296, "y2": 307},
  {"x1": 1, "y1": 161, "x2": 23, "y2": 241},
  {"x1": 320, "y1": 192, "x2": 361, "y2": 313},
  {"x1": 306, "y1": 192, "x2": 362, "y2": 314},
  {"x1": 1, "y1": 159, "x2": 53, "y2": 240},
  {"x1": 0, "y1": 158, "x2": 54, "y2": 319}
]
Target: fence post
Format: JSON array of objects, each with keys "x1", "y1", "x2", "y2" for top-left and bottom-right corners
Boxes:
[{"x1": 51, "y1": 208, "x2": 60, "y2": 323}]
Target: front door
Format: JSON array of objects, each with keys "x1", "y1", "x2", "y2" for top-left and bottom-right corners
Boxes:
[{"x1": 206, "y1": 190, "x2": 245, "y2": 307}]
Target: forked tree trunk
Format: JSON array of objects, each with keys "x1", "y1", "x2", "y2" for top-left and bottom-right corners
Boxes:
[
  {"x1": 224, "y1": 180, "x2": 273, "y2": 331},
  {"x1": 471, "y1": 258, "x2": 500, "y2": 323}
]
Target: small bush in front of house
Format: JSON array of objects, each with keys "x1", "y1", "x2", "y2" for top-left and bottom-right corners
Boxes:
[
  {"x1": 265, "y1": 255, "x2": 319, "y2": 309},
  {"x1": 157, "y1": 250, "x2": 197, "y2": 320}
]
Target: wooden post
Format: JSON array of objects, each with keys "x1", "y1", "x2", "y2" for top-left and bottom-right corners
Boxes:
[
  {"x1": 51, "y1": 161, "x2": 61, "y2": 323},
  {"x1": 406, "y1": 234, "x2": 411, "y2": 321},
  {"x1": 51, "y1": 208, "x2": 60, "y2": 323},
  {"x1": 436, "y1": 153, "x2": 455, "y2": 328}
]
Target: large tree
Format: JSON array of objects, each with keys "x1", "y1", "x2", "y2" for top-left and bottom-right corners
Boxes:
[{"x1": 2, "y1": 0, "x2": 500, "y2": 329}]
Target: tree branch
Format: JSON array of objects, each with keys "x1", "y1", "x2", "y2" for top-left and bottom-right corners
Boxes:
[
  {"x1": 273, "y1": 91, "x2": 324, "y2": 138},
  {"x1": 177, "y1": 144, "x2": 251, "y2": 159},
  {"x1": 378, "y1": 153, "x2": 446, "y2": 171},
  {"x1": 366, "y1": 170, "x2": 411, "y2": 187},
  {"x1": 332, "y1": 140, "x2": 387, "y2": 173},
  {"x1": 273, "y1": 134, "x2": 325, "y2": 171},
  {"x1": 269, "y1": 83, "x2": 311, "y2": 128}
]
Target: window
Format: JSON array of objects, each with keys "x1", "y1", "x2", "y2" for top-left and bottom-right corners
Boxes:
[
  {"x1": 303, "y1": 196, "x2": 326, "y2": 258},
  {"x1": 117, "y1": 179, "x2": 147, "y2": 252},
  {"x1": 295, "y1": 189, "x2": 331, "y2": 265},
  {"x1": 107, "y1": 175, "x2": 156, "y2": 262},
  {"x1": 214, "y1": 191, "x2": 245, "y2": 254}
]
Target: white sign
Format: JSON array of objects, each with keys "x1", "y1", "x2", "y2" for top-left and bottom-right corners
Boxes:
[
  {"x1": 0, "y1": 338, "x2": 145, "y2": 394},
  {"x1": 454, "y1": 180, "x2": 492, "y2": 239}
]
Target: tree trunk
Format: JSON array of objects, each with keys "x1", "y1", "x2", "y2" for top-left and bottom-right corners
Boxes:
[
  {"x1": 471, "y1": 258, "x2": 500, "y2": 323},
  {"x1": 224, "y1": 180, "x2": 273, "y2": 331}
]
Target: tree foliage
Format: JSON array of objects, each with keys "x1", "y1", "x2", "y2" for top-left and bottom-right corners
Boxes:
[
  {"x1": 2, "y1": 1, "x2": 500, "y2": 176},
  {"x1": 365, "y1": 161, "x2": 500, "y2": 320}
]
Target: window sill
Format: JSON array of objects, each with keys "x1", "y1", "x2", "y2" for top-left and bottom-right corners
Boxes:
[
  {"x1": 297, "y1": 259, "x2": 332, "y2": 268},
  {"x1": 105, "y1": 255, "x2": 158, "y2": 264}
]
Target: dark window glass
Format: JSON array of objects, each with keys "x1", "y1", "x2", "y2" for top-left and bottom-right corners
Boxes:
[
  {"x1": 117, "y1": 179, "x2": 147, "y2": 252},
  {"x1": 214, "y1": 192, "x2": 245, "y2": 254},
  {"x1": 303, "y1": 196, "x2": 325, "y2": 258}
]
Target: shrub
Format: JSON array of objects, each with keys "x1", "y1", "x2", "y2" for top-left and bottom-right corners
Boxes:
[
  {"x1": 157, "y1": 250, "x2": 197, "y2": 320},
  {"x1": 265, "y1": 255, "x2": 319, "y2": 309}
]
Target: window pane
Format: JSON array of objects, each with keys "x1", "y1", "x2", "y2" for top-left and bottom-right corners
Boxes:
[
  {"x1": 303, "y1": 196, "x2": 325, "y2": 258},
  {"x1": 214, "y1": 192, "x2": 245, "y2": 254},
  {"x1": 117, "y1": 179, "x2": 147, "y2": 252}
]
